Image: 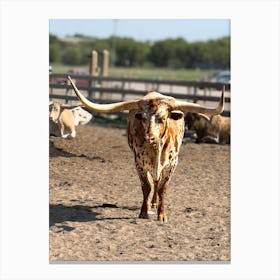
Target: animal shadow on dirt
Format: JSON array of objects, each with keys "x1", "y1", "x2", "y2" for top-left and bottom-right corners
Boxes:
[
  {"x1": 49, "y1": 140, "x2": 77, "y2": 158},
  {"x1": 49, "y1": 140, "x2": 106, "y2": 162},
  {"x1": 49, "y1": 203, "x2": 137, "y2": 228}
]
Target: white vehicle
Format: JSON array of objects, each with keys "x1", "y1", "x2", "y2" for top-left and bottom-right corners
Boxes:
[{"x1": 210, "y1": 70, "x2": 230, "y2": 84}]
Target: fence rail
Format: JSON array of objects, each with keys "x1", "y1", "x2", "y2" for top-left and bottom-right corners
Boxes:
[{"x1": 49, "y1": 74, "x2": 231, "y2": 117}]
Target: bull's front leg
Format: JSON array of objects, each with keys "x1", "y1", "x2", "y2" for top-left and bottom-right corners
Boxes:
[
  {"x1": 151, "y1": 183, "x2": 158, "y2": 209},
  {"x1": 157, "y1": 183, "x2": 167, "y2": 223},
  {"x1": 138, "y1": 174, "x2": 152, "y2": 219}
]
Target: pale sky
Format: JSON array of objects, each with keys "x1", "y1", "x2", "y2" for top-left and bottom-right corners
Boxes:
[{"x1": 49, "y1": 19, "x2": 230, "y2": 42}]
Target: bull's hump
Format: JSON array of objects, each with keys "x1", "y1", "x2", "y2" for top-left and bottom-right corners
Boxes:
[{"x1": 143, "y1": 91, "x2": 175, "y2": 104}]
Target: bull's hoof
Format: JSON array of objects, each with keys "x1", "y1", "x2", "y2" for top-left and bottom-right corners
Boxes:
[
  {"x1": 139, "y1": 212, "x2": 149, "y2": 219},
  {"x1": 158, "y1": 214, "x2": 168, "y2": 223}
]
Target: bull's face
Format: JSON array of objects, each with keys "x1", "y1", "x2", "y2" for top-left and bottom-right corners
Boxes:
[
  {"x1": 135, "y1": 101, "x2": 184, "y2": 147},
  {"x1": 49, "y1": 102, "x2": 62, "y2": 123}
]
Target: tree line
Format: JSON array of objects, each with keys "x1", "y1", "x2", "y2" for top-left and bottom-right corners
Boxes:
[{"x1": 50, "y1": 34, "x2": 230, "y2": 69}]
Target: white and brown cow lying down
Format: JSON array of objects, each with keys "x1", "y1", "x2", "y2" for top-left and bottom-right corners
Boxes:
[
  {"x1": 49, "y1": 101, "x2": 92, "y2": 138},
  {"x1": 185, "y1": 112, "x2": 230, "y2": 144},
  {"x1": 68, "y1": 76, "x2": 225, "y2": 222}
]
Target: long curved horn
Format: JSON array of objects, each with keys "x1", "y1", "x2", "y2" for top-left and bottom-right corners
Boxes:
[
  {"x1": 68, "y1": 76, "x2": 140, "y2": 113},
  {"x1": 173, "y1": 85, "x2": 225, "y2": 115}
]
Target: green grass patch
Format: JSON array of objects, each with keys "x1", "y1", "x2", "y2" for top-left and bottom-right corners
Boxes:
[{"x1": 50, "y1": 63, "x2": 215, "y2": 81}]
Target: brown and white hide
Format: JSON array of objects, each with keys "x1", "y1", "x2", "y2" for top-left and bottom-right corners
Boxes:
[{"x1": 127, "y1": 93, "x2": 185, "y2": 222}]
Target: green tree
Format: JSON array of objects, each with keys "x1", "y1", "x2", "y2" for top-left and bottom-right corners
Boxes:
[
  {"x1": 49, "y1": 33, "x2": 230, "y2": 69},
  {"x1": 61, "y1": 47, "x2": 83, "y2": 65},
  {"x1": 49, "y1": 44, "x2": 60, "y2": 63},
  {"x1": 114, "y1": 37, "x2": 150, "y2": 66},
  {"x1": 149, "y1": 38, "x2": 189, "y2": 68},
  {"x1": 49, "y1": 34, "x2": 61, "y2": 63}
]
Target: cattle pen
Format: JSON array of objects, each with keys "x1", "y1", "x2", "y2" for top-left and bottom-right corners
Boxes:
[
  {"x1": 49, "y1": 74, "x2": 231, "y2": 117},
  {"x1": 49, "y1": 74, "x2": 231, "y2": 262},
  {"x1": 49, "y1": 125, "x2": 230, "y2": 262}
]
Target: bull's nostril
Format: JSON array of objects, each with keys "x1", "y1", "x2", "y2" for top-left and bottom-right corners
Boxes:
[{"x1": 145, "y1": 135, "x2": 157, "y2": 144}]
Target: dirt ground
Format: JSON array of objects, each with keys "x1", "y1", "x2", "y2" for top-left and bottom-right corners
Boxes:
[{"x1": 49, "y1": 124, "x2": 230, "y2": 262}]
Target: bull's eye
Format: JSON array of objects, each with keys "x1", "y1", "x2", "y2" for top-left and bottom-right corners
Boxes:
[
  {"x1": 170, "y1": 112, "x2": 184, "y2": 120},
  {"x1": 135, "y1": 113, "x2": 143, "y2": 120}
]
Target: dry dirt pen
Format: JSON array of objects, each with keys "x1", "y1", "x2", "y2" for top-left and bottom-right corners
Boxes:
[{"x1": 49, "y1": 123, "x2": 230, "y2": 262}]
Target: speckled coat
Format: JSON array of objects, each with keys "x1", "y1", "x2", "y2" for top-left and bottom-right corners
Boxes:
[{"x1": 127, "y1": 92, "x2": 185, "y2": 222}]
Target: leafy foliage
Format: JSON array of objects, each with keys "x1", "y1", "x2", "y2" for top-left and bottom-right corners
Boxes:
[{"x1": 49, "y1": 34, "x2": 230, "y2": 69}]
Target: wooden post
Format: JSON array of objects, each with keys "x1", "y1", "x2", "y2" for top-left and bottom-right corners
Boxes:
[
  {"x1": 156, "y1": 82, "x2": 160, "y2": 92},
  {"x1": 121, "y1": 79, "x2": 126, "y2": 100},
  {"x1": 193, "y1": 85, "x2": 198, "y2": 103},
  {"x1": 101, "y1": 50, "x2": 109, "y2": 99},
  {"x1": 65, "y1": 78, "x2": 70, "y2": 104},
  {"x1": 101, "y1": 50, "x2": 109, "y2": 77},
  {"x1": 89, "y1": 50, "x2": 98, "y2": 76},
  {"x1": 89, "y1": 50, "x2": 98, "y2": 99}
]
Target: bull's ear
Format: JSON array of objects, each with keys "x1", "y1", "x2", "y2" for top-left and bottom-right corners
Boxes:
[{"x1": 170, "y1": 111, "x2": 184, "y2": 120}]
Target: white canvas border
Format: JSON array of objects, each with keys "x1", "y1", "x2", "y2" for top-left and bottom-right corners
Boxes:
[{"x1": 0, "y1": 0, "x2": 279, "y2": 279}]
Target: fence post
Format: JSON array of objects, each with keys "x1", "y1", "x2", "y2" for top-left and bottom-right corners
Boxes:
[
  {"x1": 121, "y1": 78, "x2": 126, "y2": 100},
  {"x1": 101, "y1": 50, "x2": 109, "y2": 99},
  {"x1": 193, "y1": 85, "x2": 198, "y2": 103},
  {"x1": 89, "y1": 50, "x2": 98, "y2": 99},
  {"x1": 101, "y1": 50, "x2": 109, "y2": 77},
  {"x1": 89, "y1": 50, "x2": 98, "y2": 76},
  {"x1": 156, "y1": 81, "x2": 160, "y2": 92},
  {"x1": 65, "y1": 78, "x2": 70, "y2": 104}
]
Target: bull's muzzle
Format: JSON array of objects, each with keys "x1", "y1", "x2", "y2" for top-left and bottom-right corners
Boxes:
[
  {"x1": 49, "y1": 116, "x2": 58, "y2": 123},
  {"x1": 145, "y1": 135, "x2": 161, "y2": 149}
]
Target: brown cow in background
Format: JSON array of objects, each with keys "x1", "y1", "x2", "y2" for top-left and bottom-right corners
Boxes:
[{"x1": 185, "y1": 113, "x2": 230, "y2": 144}]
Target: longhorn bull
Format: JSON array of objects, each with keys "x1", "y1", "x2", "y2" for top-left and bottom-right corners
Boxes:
[
  {"x1": 68, "y1": 76, "x2": 224, "y2": 222},
  {"x1": 185, "y1": 113, "x2": 230, "y2": 144}
]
